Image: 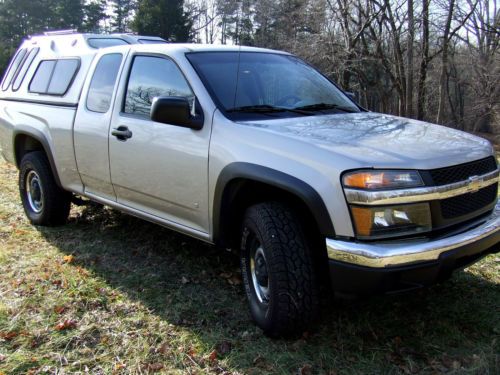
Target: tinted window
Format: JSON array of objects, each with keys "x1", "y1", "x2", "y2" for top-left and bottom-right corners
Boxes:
[
  {"x1": 187, "y1": 52, "x2": 359, "y2": 118},
  {"x1": 29, "y1": 59, "x2": 79, "y2": 95},
  {"x1": 12, "y1": 48, "x2": 40, "y2": 91},
  {"x1": 48, "y1": 59, "x2": 80, "y2": 95},
  {"x1": 2, "y1": 48, "x2": 27, "y2": 91},
  {"x1": 87, "y1": 38, "x2": 129, "y2": 49},
  {"x1": 29, "y1": 60, "x2": 56, "y2": 93},
  {"x1": 124, "y1": 56, "x2": 193, "y2": 116},
  {"x1": 87, "y1": 54, "x2": 123, "y2": 113}
]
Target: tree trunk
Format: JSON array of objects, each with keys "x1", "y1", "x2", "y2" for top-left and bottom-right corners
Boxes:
[
  {"x1": 406, "y1": 0, "x2": 414, "y2": 117},
  {"x1": 384, "y1": 0, "x2": 406, "y2": 116},
  {"x1": 417, "y1": 0, "x2": 430, "y2": 120},
  {"x1": 436, "y1": 0, "x2": 455, "y2": 124}
]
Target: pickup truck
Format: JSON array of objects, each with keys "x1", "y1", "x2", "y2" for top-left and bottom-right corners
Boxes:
[{"x1": 0, "y1": 32, "x2": 499, "y2": 337}]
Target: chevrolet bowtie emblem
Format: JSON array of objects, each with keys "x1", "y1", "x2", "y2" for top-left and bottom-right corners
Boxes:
[{"x1": 466, "y1": 175, "x2": 481, "y2": 193}]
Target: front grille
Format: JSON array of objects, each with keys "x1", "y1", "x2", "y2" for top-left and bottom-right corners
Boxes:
[
  {"x1": 440, "y1": 184, "x2": 498, "y2": 219},
  {"x1": 429, "y1": 156, "x2": 497, "y2": 186}
]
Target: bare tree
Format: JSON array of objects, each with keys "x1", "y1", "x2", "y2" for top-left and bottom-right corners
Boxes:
[
  {"x1": 406, "y1": 0, "x2": 414, "y2": 116},
  {"x1": 183, "y1": 0, "x2": 499, "y2": 136},
  {"x1": 436, "y1": 0, "x2": 456, "y2": 124},
  {"x1": 417, "y1": 0, "x2": 430, "y2": 120}
]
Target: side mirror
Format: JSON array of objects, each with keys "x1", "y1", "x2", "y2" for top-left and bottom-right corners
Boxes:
[
  {"x1": 150, "y1": 96, "x2": 203, "y2": 130},
  {"x1": 344, "y1": 91, "x2": 357, "y2": 102}
]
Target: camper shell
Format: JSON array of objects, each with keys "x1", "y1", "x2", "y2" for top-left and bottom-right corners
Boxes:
[{"x1": 0, "y1": 31, "x2": 166, "y2": 106}]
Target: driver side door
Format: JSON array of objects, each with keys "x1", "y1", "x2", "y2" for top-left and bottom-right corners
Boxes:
[{"x1": 108, "y1": 54, "x2": 210, "y2": 234}]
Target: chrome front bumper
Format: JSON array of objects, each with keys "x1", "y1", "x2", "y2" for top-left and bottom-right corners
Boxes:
[{"x1": 326, "y1": 202, "x2": 500, "y2": 268}]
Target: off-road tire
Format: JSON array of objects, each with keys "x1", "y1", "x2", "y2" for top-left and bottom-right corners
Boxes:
[
  {"x1": 19, "y1": 151, "x2": 71, "y2": 226},
  {"x1": 240, "y1": 201, "x2": 320, "y2": 337}
]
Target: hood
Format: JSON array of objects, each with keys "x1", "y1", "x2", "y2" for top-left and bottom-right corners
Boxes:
[{"x1": 237, "y1": 112, "x2": 494, "y2": 169}]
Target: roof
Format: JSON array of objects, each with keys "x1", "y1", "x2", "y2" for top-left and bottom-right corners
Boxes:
[
  {"x1": 20, "y1": 32, "x2": 167, "y2": 57},
  {"x1": 20, "y1": 32, "x2": 286, "y2": 60},
  {"x1": 104, "y1": 42, "x2": 289, "y2": 56}
]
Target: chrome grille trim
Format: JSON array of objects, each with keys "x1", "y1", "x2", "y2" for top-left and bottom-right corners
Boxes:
[{"x1": 344, "y1": 168, "x2": 499, "y2": 206}]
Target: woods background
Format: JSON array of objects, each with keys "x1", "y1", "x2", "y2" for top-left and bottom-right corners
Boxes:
[{"x1": 0, "y1": 0, "x2": 498, "y2": 135}]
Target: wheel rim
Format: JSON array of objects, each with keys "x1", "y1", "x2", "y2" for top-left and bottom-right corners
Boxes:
[
  {"x1": 26, "y1": 170, "x2": 44, "y2": 213},
  {"x1": 250, "y1": 243, "x2": 270, "y2": 304}
]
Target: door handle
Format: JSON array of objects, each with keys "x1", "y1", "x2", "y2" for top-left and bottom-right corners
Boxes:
[{"x1": 111, "y1": 126, "x2": 133, "y2": 141}]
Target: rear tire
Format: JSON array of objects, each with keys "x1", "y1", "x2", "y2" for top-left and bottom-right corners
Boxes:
[
  {"x1": 240, "y1": 202, "x2": 320, "y2": 337},
  {"x1": 19, "y1": 151, "x2": 71, "y2": 226}
]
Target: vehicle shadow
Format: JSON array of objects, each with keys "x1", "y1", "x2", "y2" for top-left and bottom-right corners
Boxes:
[{"x1": 37, "y1": 203, "x2": 499, "y2": 374}]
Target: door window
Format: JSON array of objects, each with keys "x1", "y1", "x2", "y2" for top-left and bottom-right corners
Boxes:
[
  {"x1": 124, "y1": 56, "x2": 194, "y2": 117},
  {"x1": 86, "y1": 53, "x2": 123, "y2": 113}
]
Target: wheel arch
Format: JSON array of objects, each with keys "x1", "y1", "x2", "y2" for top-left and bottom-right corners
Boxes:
[
  {"x1": 213, "y1": 162, "x2": 335, "y2": 249},
  {"x1": 13, "y1": 127, "x2": 62, "y2": 188}
]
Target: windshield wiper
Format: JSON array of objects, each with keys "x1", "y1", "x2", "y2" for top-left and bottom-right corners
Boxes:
[
  {"x1": 226, "y1": 104, "x2": 313, "y2": 115},
  {"x1": 293, "y1": 103, "x2": 357, "y2": 113}
]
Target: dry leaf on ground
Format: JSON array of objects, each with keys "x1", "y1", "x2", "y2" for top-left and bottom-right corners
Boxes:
[{"x1": 54, "y1": 319, "x2": 77, "y2": 331}]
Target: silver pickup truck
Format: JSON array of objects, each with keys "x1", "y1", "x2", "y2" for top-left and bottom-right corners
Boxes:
[{"x1": 0, "y1": 32, "x2": 499, "y2": 337}]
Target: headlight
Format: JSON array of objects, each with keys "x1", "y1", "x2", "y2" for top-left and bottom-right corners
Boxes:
[
  {"x1": 342, "y1": 169, "x2": 430, "y2": 239},
  {"x1": 350, "y1": 203, "x2": 432, "y2": 239},
  {"x1": 343, "y1": 170, "x2": 423, "y2": 190}
]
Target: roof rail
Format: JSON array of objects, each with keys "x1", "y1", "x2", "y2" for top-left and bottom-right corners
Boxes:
[{"x1": 43, "y1": 29, "x2": 78, "y2": 36}]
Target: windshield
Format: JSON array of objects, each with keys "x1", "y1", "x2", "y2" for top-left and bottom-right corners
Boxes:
[{"x1": 186, "y1": 51, "x2": 360, "y2": 119}]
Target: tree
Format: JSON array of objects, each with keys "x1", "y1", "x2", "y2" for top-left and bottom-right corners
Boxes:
[
  {"x1": 50, "y1": 0, "x2": 85, "y2": 30},
  {"x1": 217, "y1": 0, "x2": 239, "y2": 44},
  {"x1": 222, "y1": 0, "x2": 254, "y2": 45},
  {"x1": 416, "y1": 0, "x2": 430, "y2": 120},
  {"x1": 460, "y1": 0, "x2": 500, "y2": 133},
  {"x1": 111, "y1": 0, "x2": 135, "y2": 32},
  {"x1": 82, "y1": 0, "x2": 108, "y2": 32},
  {"x1": 406, "y1": 0, "x2": 414, "y2": 117},
  {"x1": 436, "y1": 0, "x2": 456, "y2": 124},
  {"x1": 132, "y1": 0, "x2": 193, "y2": 42}
]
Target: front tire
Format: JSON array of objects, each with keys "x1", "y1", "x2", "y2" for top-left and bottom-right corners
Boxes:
[
  {"x1": 19, "y1": 151, "x2": 71, "y2": 226},
  {"x1": 240, "y1": 202, "x2": 320, "y2": 337}
]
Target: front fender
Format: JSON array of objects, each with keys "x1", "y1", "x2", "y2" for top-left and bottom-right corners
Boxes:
[{"x1": 213, "y1": 162, "x2": 336, "y2": 243}]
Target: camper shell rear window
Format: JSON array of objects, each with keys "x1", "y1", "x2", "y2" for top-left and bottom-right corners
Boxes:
[
  {"x1": 29, "y1": 58, "x2": 80, "y2": 96},
  {"x1": 12, "y1": 47, "x2": 40, "y2": 91},
  {"x1": 2, "y1": 48, "x2": 28, "y2": 91}
]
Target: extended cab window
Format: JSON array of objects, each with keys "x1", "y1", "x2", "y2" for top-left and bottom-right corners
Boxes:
[
  {"x1": 124, "y1": 55, "x2": 194, "y2": 117},
  {"x1": 29, "y1": 58, "x2": 80, "y2": 95},
  {"x1": 86, "y1": 54, "x2": 123, "y2": 113}
]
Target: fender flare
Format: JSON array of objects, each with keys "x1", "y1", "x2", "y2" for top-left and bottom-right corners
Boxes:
[
  {"x1": 12, "y1": 126, "x2": 63, "y2": 188},
  {"x1": 213, "y1": 162, "x2": 335, "y2": 243}
]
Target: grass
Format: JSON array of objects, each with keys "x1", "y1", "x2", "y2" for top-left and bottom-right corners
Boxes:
[{"x1": 0, "y1": 156, "x2": 498, "y2": 374}]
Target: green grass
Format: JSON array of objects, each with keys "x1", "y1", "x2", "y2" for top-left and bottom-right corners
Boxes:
[{"x1": 0, "y1": 156, "x2": 498, "y2": 374}]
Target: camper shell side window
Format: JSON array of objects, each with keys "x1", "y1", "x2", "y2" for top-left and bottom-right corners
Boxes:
[{"x1": 29, "y1": 58, "x2": 80, "y2": 96}]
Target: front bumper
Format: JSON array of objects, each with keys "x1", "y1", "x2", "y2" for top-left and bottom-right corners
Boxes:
[{"x1": 326, "y1": 202, "x2": 500, "y2": 294}]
